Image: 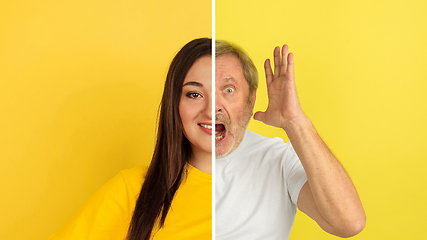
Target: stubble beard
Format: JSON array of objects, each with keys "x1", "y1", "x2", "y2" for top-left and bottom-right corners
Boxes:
[{"x1": 215, "y1": 103, "x2": 253, "y2": 158}]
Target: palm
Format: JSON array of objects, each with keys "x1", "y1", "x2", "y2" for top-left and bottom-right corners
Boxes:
[{"x1": 254, "y1": 45, "x2": 305, "y2": 129}]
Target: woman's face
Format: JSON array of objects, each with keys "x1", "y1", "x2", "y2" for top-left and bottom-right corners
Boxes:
[{"x1": 179, "y1": 56, "x2": 212, "y2": 155}]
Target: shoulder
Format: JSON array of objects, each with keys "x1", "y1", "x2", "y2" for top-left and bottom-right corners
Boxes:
[
  {"x1": 243, "y1": 130, "x2": 294, "y2": 155},
  {"x1": 222, "y1": 130, "x2": 298, "y2": 168},
  {"x1": 47, "y1": 166, "x2": 149, "y2": 239},
  {"x1": 118, "y1": 165, "x2": 148, "y2": 182},
  {"x1": 115, "y1": 165, "x2": 148, "y2": 196}
]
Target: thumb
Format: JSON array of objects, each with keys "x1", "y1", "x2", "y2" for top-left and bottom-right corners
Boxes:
[{"x1": 253, "y1": 111, "x2": 266, "y2": 123}]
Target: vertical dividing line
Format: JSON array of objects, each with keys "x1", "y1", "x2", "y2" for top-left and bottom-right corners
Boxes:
[{"x1": 211, "y1": 0, "x2": 216, "y2": 239}]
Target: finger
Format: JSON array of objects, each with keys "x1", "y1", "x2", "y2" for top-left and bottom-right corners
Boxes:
[
  {"x1": 280, "y1": 45, "x2": 288, "y2": 77},
  {"x1": 287, "y1": 52, "x2": 294, "y2": 74},
  {"x1": 264, "y1": 59, "x2": 273, "y2": 85},
  {"x1": 273, "y1": 46, "x2": 281, "y2": 79},
  {"x1": 253, "y1": 111, "x2": 266, "y2": 123}
]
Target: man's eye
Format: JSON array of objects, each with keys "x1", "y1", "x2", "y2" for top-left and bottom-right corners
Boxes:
[
  {"x1": 186, "y1": 92, "x2": 201, "y2": 98},
  {"x1": 225, "y1": 88, "x2": 234, "y2": 94}
]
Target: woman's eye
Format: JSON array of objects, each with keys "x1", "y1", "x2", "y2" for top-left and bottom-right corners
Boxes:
[
  {"x1": 225, "y1": 87, "x2": 234, "y2": 94},
  {"x1": 186, "y1": 92, "x2": 201, "y2": 98}
]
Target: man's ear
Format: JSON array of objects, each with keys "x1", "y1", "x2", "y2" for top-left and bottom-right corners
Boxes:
[{"x1": 251, "y1": 87, "x2": 257, "y2": 108}]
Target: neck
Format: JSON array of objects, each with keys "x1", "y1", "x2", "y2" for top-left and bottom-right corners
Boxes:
[{"x1": 188, "y1": 146, "x2": 212, "y2": 174}]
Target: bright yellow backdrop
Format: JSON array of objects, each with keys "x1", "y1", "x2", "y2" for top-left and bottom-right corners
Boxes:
[
  {"x1": 217, "y1": 0, "x2": 426, "y2": 239},
  {"x1": 0, "y1": 1, "x2": 210, "y2": 239}
]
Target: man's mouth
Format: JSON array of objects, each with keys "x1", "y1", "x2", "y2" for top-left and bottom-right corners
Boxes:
[{"x1": 215, "y1": 124, "x2": 226, "y2": 140}]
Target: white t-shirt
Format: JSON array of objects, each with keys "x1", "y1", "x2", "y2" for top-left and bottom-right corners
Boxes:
[{"x1": 216, "y1": 130, "x2": 308, "y2": 240}]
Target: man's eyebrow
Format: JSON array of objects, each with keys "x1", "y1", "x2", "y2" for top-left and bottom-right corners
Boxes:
[
  {"x1": 183, "y1": 81, "x2": 203, "y2": 87},
  {"x1": 223, "y1": 77, "x2": 236, "y2": 83}
]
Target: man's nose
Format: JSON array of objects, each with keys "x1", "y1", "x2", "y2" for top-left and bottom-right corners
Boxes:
[{"x1": 215, "y1": 91, "x2": 223, "y2": 113}]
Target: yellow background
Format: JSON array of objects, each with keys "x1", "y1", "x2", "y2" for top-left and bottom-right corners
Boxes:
[
  {"x1": 0, "y1": 0, "x2": 211, "y2": 239},
  {"x1": 217, "y1": 0, "x2": 426, "y2": 239}
]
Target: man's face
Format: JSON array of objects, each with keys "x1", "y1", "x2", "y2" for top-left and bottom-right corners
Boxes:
[{"x1": 215, "y1": 54, "x2": 254, "y2": 158}]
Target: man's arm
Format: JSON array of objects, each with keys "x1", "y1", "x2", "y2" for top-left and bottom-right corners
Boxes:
[{"x1": 254, "y1": 45, "x2": 366, "y2": 237}]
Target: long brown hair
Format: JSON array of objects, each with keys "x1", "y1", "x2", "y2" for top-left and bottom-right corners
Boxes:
[{"x1": 126, "y1": 38, "x2": 212, "y2": 240}]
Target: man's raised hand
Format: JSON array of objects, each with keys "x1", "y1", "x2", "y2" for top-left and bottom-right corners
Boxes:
[{"x1": 254, "y1": 45, "x2": 306, "y2": 130}]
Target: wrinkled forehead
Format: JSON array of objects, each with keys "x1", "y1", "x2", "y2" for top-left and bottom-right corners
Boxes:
[{"x1": 215, "y1": 54, "x2": 246, "y2": 86}]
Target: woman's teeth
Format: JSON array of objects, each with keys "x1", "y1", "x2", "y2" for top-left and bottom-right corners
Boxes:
[{"x1": 199, "y1": 124, "x2": 212, "y2": 129}]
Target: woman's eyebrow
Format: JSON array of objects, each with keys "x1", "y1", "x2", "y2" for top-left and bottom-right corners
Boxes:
[{"x1": 183, "y1": 81, "x2": 203, "y2": 87}]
